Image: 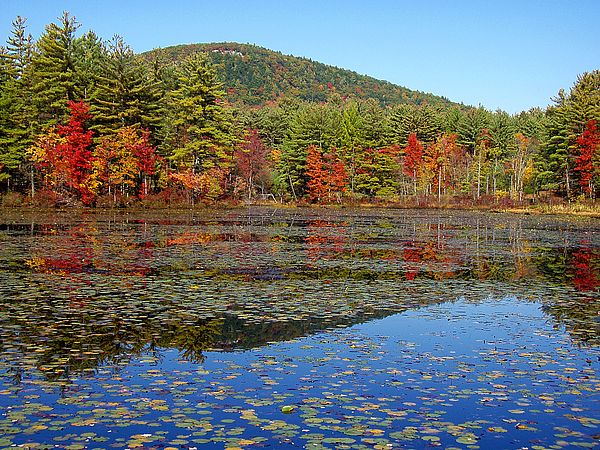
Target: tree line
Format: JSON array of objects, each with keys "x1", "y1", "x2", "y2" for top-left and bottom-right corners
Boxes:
[{"x1": 0, "y1": 13, "x2": 598, "y2": 207}]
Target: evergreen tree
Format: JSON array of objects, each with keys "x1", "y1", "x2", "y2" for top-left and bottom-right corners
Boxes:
[
  {"x1": 72, "y1": 31, "x2": 104, "y2": 102},
  {"x1": 6, "y1": 16, "x2": 33, "y2": 79},
  {"x1": 538, "y1": 72, "x2": 599, "y2": 197},
  {"x1": 354, "y1": 144, "x2": 401, "y2": 198},
  {"x1": 0, "y1": 50, "x2": 18, "y2": 186},
  {"x1": 91, "y1": 36, "x2": 162, "y2": 137},
  {"x1": 167, "y1": 52, "x2": 236, "y2": 199},
  {"x1": 442, "y1": 107, "x2": 465, "y2": 134},
  {"x1": 247, "y1": 102, "x2": 292, "y2": 149},
  {"x1": 489, "y1": 110, "x2": 516, "y2": 194},
  {"x1": 30, "y1": 12, "x2": 80, "y2": 128},
  {"x1": 515, "y1": 108, "x2": 547, "y2": 144},
  {"x1": 278, "y1": 102, "x2": 341, "y2": 199},
  {"x1": 569, "y1": 71, "x2": 600, "y2": 132},
  {"x1": 145, "y1": 48, "x2": 177, "y2": 151},
  {"x1": 356, "y1": 98, "x2": 386, "y2": 149},
  {"x1": 339, "y1": 101, "x2": 362, "y2": 195},
  {"x1": 457, "y1": 106, "x2": 490, "y2": 154},
  {"x1": 0, "y1": 17, "x2": 35, "y2": 189},
  {"x1": 387, "y1": 104, "x2": 440, "y2": 147}
]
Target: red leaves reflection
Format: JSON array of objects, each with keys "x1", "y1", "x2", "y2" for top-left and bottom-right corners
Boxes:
[{"x1": 572, "y1": 243, "x2": 599, "y2": 293}]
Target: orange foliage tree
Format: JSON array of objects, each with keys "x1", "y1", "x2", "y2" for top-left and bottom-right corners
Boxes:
[
  {"x1": 305, "y1": 145, "x2": 347, "y2": 203},
  {"x1": 403, "y1": 133, "x2": 423, "y2": 195},
  {"x1": 93, "y1": 126, "x2": 160, "y2": 200},
  {"x1": 424, "y1": 133, "x2": 459, "y2": 201}
]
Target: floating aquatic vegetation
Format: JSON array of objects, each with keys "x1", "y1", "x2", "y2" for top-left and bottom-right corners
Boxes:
[{"x1": 0, "y1": 207, "x2": 598, "y2": 448}]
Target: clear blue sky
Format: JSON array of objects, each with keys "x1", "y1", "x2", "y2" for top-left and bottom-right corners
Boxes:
[{"x1": 1, "y1": 0, "x2": 598, "y2": 113}]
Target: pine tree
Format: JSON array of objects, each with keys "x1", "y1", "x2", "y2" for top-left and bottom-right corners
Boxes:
[
  {"x1": 0, "y1": 17, "x2": 35, "y2": 189},
  {"x1": 539, "y1": 71, "x2": 600, "y2": 198},
  {"x1": 278, "y1": 102, "x2": 341, "y2": 198},
  {"x1": 538, "y1": 92, "x2": 571, "y2": 194},
  {"x1": 387, "y1": 104, "x2": 440, "y2": 147},
  {"x1": 30, "y1": 12, "x2": 80, "y2": 129},
  {"x1": 569, "y1": 71, "x2": 600, "y2": 133},
  {"x1": 0, "y1": 49, "x2": 17, "y2": 185},
  {"x1": 167, "y1": 52, "x2": 236, "y2": 200},
  {"x1": 72, "y1": 31, "x2": 104, "y2": 102},
  {"x1": 6, "y1": 16, "x2": 33, "y2": 79},
  {"x1": 354, "y1": 145, "x2": 401, "y2": 199},
  {"x1": 91, "y1": 36, "x2": 162, "y2": 137},
  {"x1": 339, "y1": 101, "x2": 362, "y2": 195},
  {"x1": 457, "y1": 107, "x2": 490, "y2": 154}
]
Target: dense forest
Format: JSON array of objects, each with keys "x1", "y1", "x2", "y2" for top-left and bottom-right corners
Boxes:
[
  {"x1": 144, "y1": 43, "x2": 456, "y2": 107},
  {"x1": 0, "y1": 12, "x2": 598, "y2": 207}
]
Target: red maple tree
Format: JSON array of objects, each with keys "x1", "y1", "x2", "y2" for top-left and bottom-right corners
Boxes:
[
  {"x1": 574, "y1": 120, "x2": 599, "y2": 197},
  {"x1": 403, "y1": 133, "x2": 423, "y2": 177},
  {"x1": 31, "y1": 101, "x2": 95, "y2": 205},
  {"x1": 132, "y1": 128, "x2": 159, "y2": 197}
]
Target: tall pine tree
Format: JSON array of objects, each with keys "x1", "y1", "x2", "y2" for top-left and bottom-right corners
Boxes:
[
  {"x1": 167, "y1": 52, "x2": 236, "y2": 200},
  {"x1": 91, "y1": 36, "x2": 162, "y2": 137},
  {"x1": 30, "y1": 12, "x2": 80, "y2": 129},
  {"x1": 72, "y1": 31, "x2": 104, "y2": 102},
  {"x1": 0, "y1": 16, "x2": 35, "y2": 189}
]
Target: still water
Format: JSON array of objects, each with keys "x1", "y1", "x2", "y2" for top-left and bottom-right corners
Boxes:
[{"x1": 0, "y1": 207, "x2": 598, "y2": 449}]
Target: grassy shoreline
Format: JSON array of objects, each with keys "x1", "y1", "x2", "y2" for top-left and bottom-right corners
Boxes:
[{"x1": 1, "y1": 196, "x2": 598, "y2": 218}]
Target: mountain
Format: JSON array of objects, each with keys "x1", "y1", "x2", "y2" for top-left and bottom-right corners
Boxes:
[{"x1": 143, "y1": 42, "x2": 457, "y2": 108}]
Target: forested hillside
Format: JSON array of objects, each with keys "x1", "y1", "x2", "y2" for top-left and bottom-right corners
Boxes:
[
  {"x1": 144, "y1": 43, "x2": 456, "y2": 107},
  {"x1": 0, "y1": 13, "x2": 598, "y2": 207}
]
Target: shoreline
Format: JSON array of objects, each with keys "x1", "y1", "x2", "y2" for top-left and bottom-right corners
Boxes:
[{"x1": 1, "y1": 201, "x2": 598, "y2": 218}]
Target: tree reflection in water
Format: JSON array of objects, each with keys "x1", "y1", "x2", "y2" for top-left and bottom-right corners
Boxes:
[{"x1": 0, "y1": 208, "x2": 597, "y2": 383}]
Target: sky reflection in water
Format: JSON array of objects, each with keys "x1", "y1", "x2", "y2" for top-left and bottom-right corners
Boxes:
[{"x1": 0, "y1": 208, "x2": 598, "y2": 448}]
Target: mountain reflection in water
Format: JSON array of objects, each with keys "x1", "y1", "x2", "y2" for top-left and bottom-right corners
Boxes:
[{"x1": 0, "y1": 208, "x2": 598, "y2": 382}]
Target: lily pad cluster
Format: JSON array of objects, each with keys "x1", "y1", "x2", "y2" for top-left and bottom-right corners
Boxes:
[{"x1": 0, "y1": 207, "x2": 598, "y2": 448}]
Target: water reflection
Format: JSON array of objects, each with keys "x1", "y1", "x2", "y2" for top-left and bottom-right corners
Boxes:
[{"x1": 0, "y1": 208, "x2": 598, "y2": 383}]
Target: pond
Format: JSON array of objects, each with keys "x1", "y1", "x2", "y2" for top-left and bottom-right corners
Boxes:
[{"x1": 0, "y1": 207, "x2": 598, "y2": 449}]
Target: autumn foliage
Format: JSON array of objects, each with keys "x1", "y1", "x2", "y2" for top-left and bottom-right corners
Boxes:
[
  {"x1": 93, "y1": 126, "x2": 160, "y2": 199},
  {"x1": 234, "y1": 129, "x2": 271, "y2": 199},
  {"x1": 574, "y1": 120, "x2": 599, "y2": 197},
  {"x1": 30, "y1": 101, "x2": 95, "y2": 204},
  {"x1": 305, "y1": 145, "x2": 348, "y2": 203},
  {"x1": 30, "y1": 102, "x2": 161, "y2": 205},
  {"x1": 403, "y1": 133, "x2": 423, "y2": 181},
  {"x1": 1, "y1": 12, "x2": 599, "y2": 206}
]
